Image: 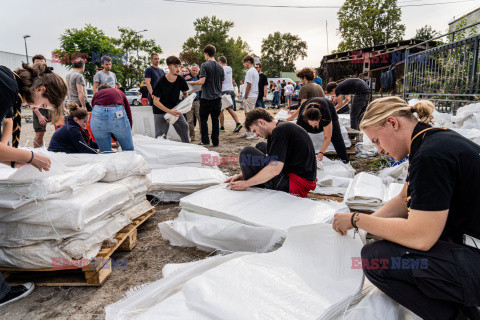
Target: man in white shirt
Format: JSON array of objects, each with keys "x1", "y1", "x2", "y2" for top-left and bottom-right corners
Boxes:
[
  {"x1": 285, "y1": 81, "x2": 295, "y2": 108},
  {"x1": 218, "y1": 56, "x2": 242, "y2": 133},
  {"x1": 242, "y1": 55, "x2": 259, "y2": 139}
]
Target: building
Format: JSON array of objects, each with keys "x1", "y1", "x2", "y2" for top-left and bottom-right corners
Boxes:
[
  {"x1": 318, "y1": 39, "x2": 436, "y2": 93},
  {"x1": 448, "y1": 7, "x2": 480, "y2": 36},
  {"x1": 0, "y1": 50, "x2": 70, "y2": 79}
]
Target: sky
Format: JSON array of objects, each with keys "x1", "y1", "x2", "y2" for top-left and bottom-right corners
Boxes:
[{"x1": 1, "y1": 0, "x2": 478, "y2": 70}]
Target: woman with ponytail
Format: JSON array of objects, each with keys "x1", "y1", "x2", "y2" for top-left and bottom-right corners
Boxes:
[
  {"x1": 0, "y1": 63, "x2": 66, "y2": 169},
  {"x1": 296, "y1": 97, "x2": 349, "y2": 163},
  {"x1": 332, "y1": 96, "x2": 480, "y2": 320},
  {"x1": 48, "y1": 103, "x2": 98, "y2": 154},
  {"x1": 0, "y1": 62, "x2": 67, "y2": 306}
]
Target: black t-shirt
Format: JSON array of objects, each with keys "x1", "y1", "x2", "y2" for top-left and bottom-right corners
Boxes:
[
  {"x1": 0, "y1": 66, "x2": 19, "y2": 122},
  {"x1": 267, "y1": 121, "x2": 317, "y2": 181},
  {"x1": 199, "y1": 60, "x2": 224, "y2": 100},
  {"x1": 407, "y1": 122, "x2": 480, "y2": 244},
  {"x1": 257, "y1": 73, "x2": 268, "y2": 100},
  {"x1": 335, "y1": 78, "x2": 371, "y2": 96},
  {"x1": 144, "y1": 66, "x2": 165, "y2": 90},
  {"x1": 296, "y1": 97, "x2": 338, "y2": 133},
  {"x1": 140, "y1": 86, "x2": 149, "y2": 99},
  {"x1": 151, "y1": 75, "x2": 189, "y2": 115}
]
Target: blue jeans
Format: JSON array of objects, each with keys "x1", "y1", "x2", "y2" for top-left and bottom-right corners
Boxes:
[
  {"x1": 91, "y1": 105, "x2": 134, "y2": 153},
  {"x1": 255, "y1": 99, "x2": 266, "y2": 108},
  {"x1": 273, "y1": 91, "x2": 280, "y2": 106}
]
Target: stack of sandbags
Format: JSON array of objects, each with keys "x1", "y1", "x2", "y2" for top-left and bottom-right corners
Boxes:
[
  {"x1": 356, "y1": 134, "x2": 378, "y2": 158},
  {"x1": 158, "y1": 184, "x2": 349, "y2": 253},
  {"x1": 106, "y1": 224, "x2": 365, "y2": 320},
  {"x1": 0, "y1": 150, "x2": 153, "y2": 269},
  {"x1": 133, "y1": 135, "x2": 226, "y2": 202}
]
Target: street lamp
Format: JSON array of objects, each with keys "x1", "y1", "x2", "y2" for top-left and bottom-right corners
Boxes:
[{"x1": 23, "y1": 35, "x2": 31, "y2": 63}]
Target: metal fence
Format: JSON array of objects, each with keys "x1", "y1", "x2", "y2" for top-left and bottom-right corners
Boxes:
[{"x1": 404, "y1": 23, "x2": 480, "y2": 114}]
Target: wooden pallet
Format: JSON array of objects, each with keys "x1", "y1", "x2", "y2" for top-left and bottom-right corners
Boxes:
[
  {"x1": 0, "y1": 208, "x2": 156, "y2": 287},
  {"x1": 308, "y1": 193, "x2": 344, "y2": 202},
  {"x1": 324, "y1": 144, "x2": 356, "y2": 161}
]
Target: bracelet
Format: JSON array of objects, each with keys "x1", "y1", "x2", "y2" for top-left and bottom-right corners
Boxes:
[
  {"x1": 319, "y1": 151, "x2": 325, "y2": 155},
  {"x1": 351, "y1": 212, "x2": 359, "y2": 228},
  {"x1": 27, "y1": 151, "x2": 34, "y2": 163},
  {"x1": 10, "y1": 161, "x2": 15, "y2": 168}
]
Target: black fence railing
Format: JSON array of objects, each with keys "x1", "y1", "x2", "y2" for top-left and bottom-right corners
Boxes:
[{"x1": 404, "y1": 24, "x2": 480, "y2": 114}]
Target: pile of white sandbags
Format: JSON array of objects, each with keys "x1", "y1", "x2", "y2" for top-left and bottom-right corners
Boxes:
[
  {"x1": 158, "y1": 184, "x2": 349, "y2": 253},
  {"x1": 0, "y1": 150, "x2": 153, "y2": 269},
  {"x1": 106, "y1": 224, "x2": 366, "y2": 320},
  {"x1": 313, "y1": 158, "x2": 355, "y2": 196},
  {"x1": 133, "y1": 135, "x2": 226, "y2": 202}
]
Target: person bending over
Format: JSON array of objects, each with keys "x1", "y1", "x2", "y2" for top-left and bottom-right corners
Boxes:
[
  {"x1": 226, "y1": 109, "x2": 317, "y2": 198},
  {"x1": 297, "y1": 97, "x2": 349, "y2": 163},
  {"x1": 48, "y1": 103, "x2": 98, "y2": 154},
  {"x1": 333, "y1": 97, "x2": 480, "y2": 320}
]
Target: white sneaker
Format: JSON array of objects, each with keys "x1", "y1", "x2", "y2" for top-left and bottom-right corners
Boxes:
[{"x1": 246, "y1": 133, "x2": 259, "y2": 140}]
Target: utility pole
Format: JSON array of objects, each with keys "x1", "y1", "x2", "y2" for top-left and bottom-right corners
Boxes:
[{"x1": 326, "y1": 21, "x2": 329, "y2": 55}]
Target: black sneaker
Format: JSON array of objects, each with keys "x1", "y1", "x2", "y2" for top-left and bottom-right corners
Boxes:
[
  {"x1": 233, "y1": 123, "x2": 243, "y2": 133},
  {"x1": 219, "y1": 126, "x2": 225, "y2": 132},
  {"x1": 0, "y1": 282, "x2": 35, "y2": 307}
]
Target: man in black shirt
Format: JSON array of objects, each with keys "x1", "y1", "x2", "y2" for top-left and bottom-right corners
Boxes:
[
  {"x1": 255, "y1": 63, "x2": 268, "y2": 109},
  {"x1": 335, "y1": 78, "x2": 371, "y2": 130},
  {"x1": 189, "y1": 44, "x2": 225, "y2": 147},
  {"x1": 144, "y1": 52, "x2": 166, "y2": 106},
  {"x1": 333, "y1": 97, "x2": 480, "y2": 320},
  {"x1": 151, "y1": 56, "x2": 189, "y2": 143},
  {"x1": 226, "y1": 109, "x2": 317, "y2": 197}
]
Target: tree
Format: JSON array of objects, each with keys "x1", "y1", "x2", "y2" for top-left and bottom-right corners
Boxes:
[
  {"x1": 260, "y1": 32, "x2": 308, "y2": 78},
  {"x1": 415, "y1": 25, "x2": 440, "y2": 41},
  {"x1": 112, "y1": 27, "x2": 163, "y2": 89},
  {"x1": 56, "y1": 24, "x2": 121, "y2": 85},
  {"x1": 56, "y1": 24, "x2": 163, "y2": 88},
  {"x1": 180, "y1": 16, "x2": 250, "y2": 84},
  {"x1": 337, "y1": 0, "x2": 405, "y2": 52}
]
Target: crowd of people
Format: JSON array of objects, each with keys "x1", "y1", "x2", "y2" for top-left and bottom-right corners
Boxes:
[{"x1": 1, "y1": 43, "x2": 479, "y2": 320}]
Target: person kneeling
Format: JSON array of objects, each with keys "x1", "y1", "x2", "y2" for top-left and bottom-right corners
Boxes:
[
  {"x1": 226, "y1": 109, "x2": 317, "y2": 198},
  {"x1": 48, "y1": 103, "x2": 98, "y2": 154}
]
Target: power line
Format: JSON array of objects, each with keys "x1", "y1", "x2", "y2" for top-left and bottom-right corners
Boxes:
[{"x1": 158, "y1": 0, "x2": 477, "y2": 8}]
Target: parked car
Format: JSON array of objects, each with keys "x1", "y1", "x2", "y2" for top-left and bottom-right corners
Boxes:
[
  {"x1": 86, "y1": 88, "x2": 94, "y2": 105},
  {"x1": 125, "y1": 91, "x2": 141, "y2": 106}
]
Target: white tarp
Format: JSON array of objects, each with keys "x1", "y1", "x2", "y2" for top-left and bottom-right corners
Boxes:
[
  {"x1": 106, "y1": 224, "x2": 365, "y2": 320},
  {"x1": 158, "y1": 210, "x2": 285, "y2": 253},
  {"x1": 180, "y1": 184, "x2": 349, "y2": 230}
]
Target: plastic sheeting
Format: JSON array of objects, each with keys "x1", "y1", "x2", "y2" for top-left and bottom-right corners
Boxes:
[
  {"x1": 106, "y1": 224, "x2": 364, "y2": 320},
  {"x1": 158, "y1": 210, "x2": 285, "y2": 253},
  {"x1": 180, "y1": 184, "x2": 349, "y2": 230}
]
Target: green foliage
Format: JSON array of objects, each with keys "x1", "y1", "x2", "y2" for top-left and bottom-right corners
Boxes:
[
  {"x1": 414, "y1": 25, "x2": 440, "y2": 41},
  {"x1": 260, "y1": 32, "x2": 308, "y2": 78},
  {"x1": 337, "y1": 0, "x2": 405, "y2": 52},
  {"x1": 112, "y1": 27, "x2": 163, "y2": 88},
  {"x1": 179, "y1": 16, "x2": 250, "y2": 84},
  {"x1": 451, "y1": 17, "x2": 478, "y2": 42},
  {"x1": 56, "y1": 24, "x2": 163, "y2": 89}
]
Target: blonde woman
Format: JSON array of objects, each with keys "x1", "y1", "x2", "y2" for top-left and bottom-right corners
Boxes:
[{"x1": 333, "y1": 97, "x2": 480, "y2": 320}]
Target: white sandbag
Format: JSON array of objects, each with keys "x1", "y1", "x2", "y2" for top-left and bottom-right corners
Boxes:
[
  {"x1": 312, "y1": 175, "x2": 353, "y2": 196},
  {"x1": 274, "y1": 109, "x2": 291, "y2": 121},
  {"x1": 187, "y1": 83, "x2": 202, "y2": 95},
  {"x1": 107, "y1": 224, "x2": 364, "y2": 320},
  {"x1": 180, "y1": 184, "x2": 349, "y2": 230},
  {"x1": 338, "y1": 114, "x2": 351, "y2": 128},
  {"x1": 432, "y1": 110, "x2": 454, "y2": 128},
  {"x1": 133, "y1": 135, "x2": 219, "y2": 169},
  {"x1": 220, "y1": 94, "x2": 233, "y2": 111},
  {"x1": 356, "y1": 134, "x2": 378, "y2": 158},
  {"x1": 158, "y1": 210, "x2": 285, "y2": 253},
  {"x1": 384, "y1": 183, "x2": 405, "y2": 202},
  {"x1": 149, "y1": 167, "x2": 226, "y2": 193},
  {"x1": 452, "y1": 103, "x2": 480, "y2": 128},
  {"x1": 308, "y1": 122, "x2": 351, "y2": 154},
  {"x1": 106, "y1": 253, "x2": 251, "y2": 320},
  {"x1": 345, "y1": 172, "x2": 385, "y2": 212},
  {"x1": 377, "y1": 161, "x2": 409, "y2": 184},
  {"x1": 317, "y1": 158, "x2": 356, "y2": 179},
  {"x1": 165, "y1": 94, "x2": 196, "y2": 125}
]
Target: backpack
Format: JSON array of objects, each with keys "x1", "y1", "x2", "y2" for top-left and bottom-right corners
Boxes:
[{"x1": 381, "y1": 65, "x2": 396, "y2": 91}]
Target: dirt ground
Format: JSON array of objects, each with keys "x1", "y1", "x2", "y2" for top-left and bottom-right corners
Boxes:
[{"x1": 3, "y1": 106, "x2": 377, "y2": 319}]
